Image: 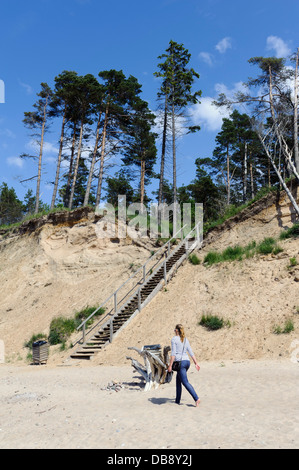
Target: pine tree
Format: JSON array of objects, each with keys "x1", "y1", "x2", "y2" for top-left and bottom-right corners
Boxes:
[
  {"x1": 215, "y1": 55, "x2": 299, "y2": 215},
  {"x1": 154, "y1": 40, "x2": 201, "y2": 204},
  {"x1": 122, "y1": 98, "x2": 157, "y2": 205},
  {"x1": 213, "y1": 116, "x2": 237, "y2": 205},
  {"x1": 186, "y1": 160, "x2": 221, "y2": 222},
  {"x1": 83, "y1": 81, "x2": 105, "y2": 207},
  {"x1": 23, "y1": 189, "x2": 49, "y2": 215},
  {"x1": 293, "y1": 48, "x2": 299, "y2": 172},
  {"x1": 68, "y1": 74, "x2": 99, "y2": 210},
  {"x1": 0, "y1": 183, "x2": 24, "y2": 225},
  {"x1": 227, "y1": 110, "x2": 265, "y2": 202},
  {"x1": 59, "y1": 157, "x2": 95, "y2": 208},
  {"x1": 105, "y1": 169, "x2": 134, "y2": 206},
  {"x1": 94, "y1": 70, "x2": 142, "y2": 206},
  {"x1": 49, "y1": 70, "x2": 79, "y2": 209},
  {"x1": 22, "y1": 83, "x2": 53, "y2": 213},
  {"x1": 23, "y1": 189, "x2": 36, "y2": 214},
  {"x1": 246, "y1": 57, "x2": 299, "y2": 213},
  {"x1": 198, "y1": 111, "x2": 268, "y2": 206}
]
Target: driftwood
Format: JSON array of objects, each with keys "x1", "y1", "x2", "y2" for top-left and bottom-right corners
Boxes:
[{"x1": 127, "y1": 344, "x2": 172, "y2": 391}]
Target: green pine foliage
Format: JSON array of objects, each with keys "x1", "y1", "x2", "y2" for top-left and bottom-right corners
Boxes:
[
  {"x1": 1, "y1": 45, "x2": 299, "y2": 234},
  {"x1": 0, "y1": 183, "x2": 24, "y2": 226}
]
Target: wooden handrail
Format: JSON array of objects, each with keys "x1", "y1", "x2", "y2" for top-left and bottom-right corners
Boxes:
[{"x1": 76, "y1": 220, "x2": 202, "y2": 344}]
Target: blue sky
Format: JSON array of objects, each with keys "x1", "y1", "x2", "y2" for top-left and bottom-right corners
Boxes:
[{"x1": 0, "y1": 0, "x2": 298, "y2": 205}]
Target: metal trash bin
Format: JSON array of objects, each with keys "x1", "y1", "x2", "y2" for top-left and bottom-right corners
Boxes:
[{"x1": 32, "y1": 340, "x2": 49, "y2": 365}]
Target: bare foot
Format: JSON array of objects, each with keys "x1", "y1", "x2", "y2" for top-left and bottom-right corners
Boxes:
[{"x1": 195, "y1": 398, "x2": 200, "y2": 407}]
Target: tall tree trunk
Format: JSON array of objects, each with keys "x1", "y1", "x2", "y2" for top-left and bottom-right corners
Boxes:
[
  {"x1": 257, "y1": 131, "x2": 299, "y2": 217},
  {"x1": 243, "y1": 141, "x2": 248, "y2": 203},
  {"x1": 269, "y1": 64, "x2": 299, "y2": 182},
  {"x1": 84, "y1": 112, "x2": 102, "y2": 207},
  {"x1": 249, "y1": 160, "x2": 255, "y2": 199},
  {"x1": 69, "y1": 116, "x2": 84, "y2": 210},
  {"x1": 95, "y1": 103, "x2": 109, "y2": 207},
  {"x1": 64, "y1": 122, "x2": 77, "y2": 207},
  {"x1": 172, "y1": 98, "x2": 177, "y2": 204},
  {"x1": 283, "y1": 162, "x2": 286, "y2": 185},
  {"x1": 140, "y1": 158, "x2": 145, "y2": 206},
  {"x1": 158, "y1": 95, "x2": 168, "y2": 207},
  {"x1": 268, "y1": 158, "x2": 271, "y2": 188},
  {"x1": 35, "y1": 98, "x2": 48, "y2": 214},
  {"x1": 294, "y1": 48, "x2": 299, "y2": 172},
  {"x1": 226, "y1": 145, "x2": 230, "y2": 205},
  {"x1": 51, "y1": 105, "x2": 67, "y2": 209}
]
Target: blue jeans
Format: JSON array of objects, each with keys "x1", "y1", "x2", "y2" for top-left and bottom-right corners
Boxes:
[{"x1": 175, "y1": 360, "x2": 199, "y2": 404}]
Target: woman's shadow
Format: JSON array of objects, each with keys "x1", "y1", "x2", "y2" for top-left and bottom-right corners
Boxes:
[
  {"x1": 148, "y1": 397, "x2": 173, "y2": 405},
  {"x1": 148, "y1": 397, "x2": 195, "y2": 407}
]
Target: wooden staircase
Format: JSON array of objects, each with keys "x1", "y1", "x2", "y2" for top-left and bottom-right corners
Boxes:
[
  {"x1": 70, "y1": 242, "x2": 193, "y2": 360},
  {"x1": 69, "y1": 220, "x2": 202, "y2": 361}
]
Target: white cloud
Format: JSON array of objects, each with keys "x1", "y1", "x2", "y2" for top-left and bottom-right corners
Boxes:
[
  {"x1": 190, "y1": 97, "x2": 230, "y2": 132},
  {"x1": 0, "y1": 128, "x2": 16, "y2": 139},
  {"x1": 278, "y1": 65, "x2": 296, "y2": 102},
  {"x1": 26, "y1": 140, "x2": 58, "y2": 155},
  {"x1": 153, "y1": 110, "x2": 187, "y2": 139},
  {"x1": 19, "y1": 80, "x2": 33, "y2": 95},
  {"x1": 7, "y1": 156, "x2": 24, "y2": 168},
  {"x1": 266, "y1": 36, "x2": 291, "y2": 58},
  {"x1": 43, "y1": 141, "x2": 59, "y2": 155},
  {"x1": 199, "y1": 52, "x2": 214, "y2": 66},
  {"x1": 0, "y1": 79, "x2": 4, "y2": 103},
  {"x1": 214, "y1": 81, "x2": 247, "y2": 99},
  {"x1": 215, "y1": 37, "x2": 232, "y2": 54},
  {"x1": 61, "y1": 158, "x2": 70, "y2": 169},
  {"x1": 44, "y1": 156, "x2": 57, "y2": 164},
  {"x1": 190, "y1": 81, "x2": 248, "y2": 132}
]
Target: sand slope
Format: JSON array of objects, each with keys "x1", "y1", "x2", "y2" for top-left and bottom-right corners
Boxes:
[
  {"x1": 94, "y1": 188, "x2": 299, "y2": 366},
  {"x1": 0, "y1": 212, "x2": 155, "y2": 360},
  {"x1": 0, "y1": 186, "x2": 298, "y2": 365}
]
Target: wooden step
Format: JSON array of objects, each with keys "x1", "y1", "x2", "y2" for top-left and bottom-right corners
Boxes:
[
  {"x1": 70, "y1": 354, "x2": 92, "y2": 360},
  {"x1": 82, "y1": 345, "x2": 102, "y2": 350},
  {"x1": 76, "y1": 350, "x2": 96, "y2": 355},
  {"x1": 70, "y1": 352, "x2": 94, "y2": 359},
  {"x1": 69, "y1": 243, "x2": 190, "y2": 361},
  {"x1": 87, "y1": 342, "x2": 107, "y2": 347}
]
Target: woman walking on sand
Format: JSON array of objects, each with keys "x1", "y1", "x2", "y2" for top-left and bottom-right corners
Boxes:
[{"x1": 168, "y1": 324, "x2": 200, "y2": 407}]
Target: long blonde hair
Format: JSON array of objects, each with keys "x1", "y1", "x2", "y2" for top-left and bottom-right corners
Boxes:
[{"x1": 176, "y1": 324, "x2": 186, "y2": 343}]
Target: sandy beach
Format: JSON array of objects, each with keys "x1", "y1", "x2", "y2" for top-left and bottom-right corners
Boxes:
[
  {"x1": 0, "y1": 359, "x2": 298, "y2": 449},
  {"x1": 1, "y1": 191, "x2": 299, "y2": 451}
]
